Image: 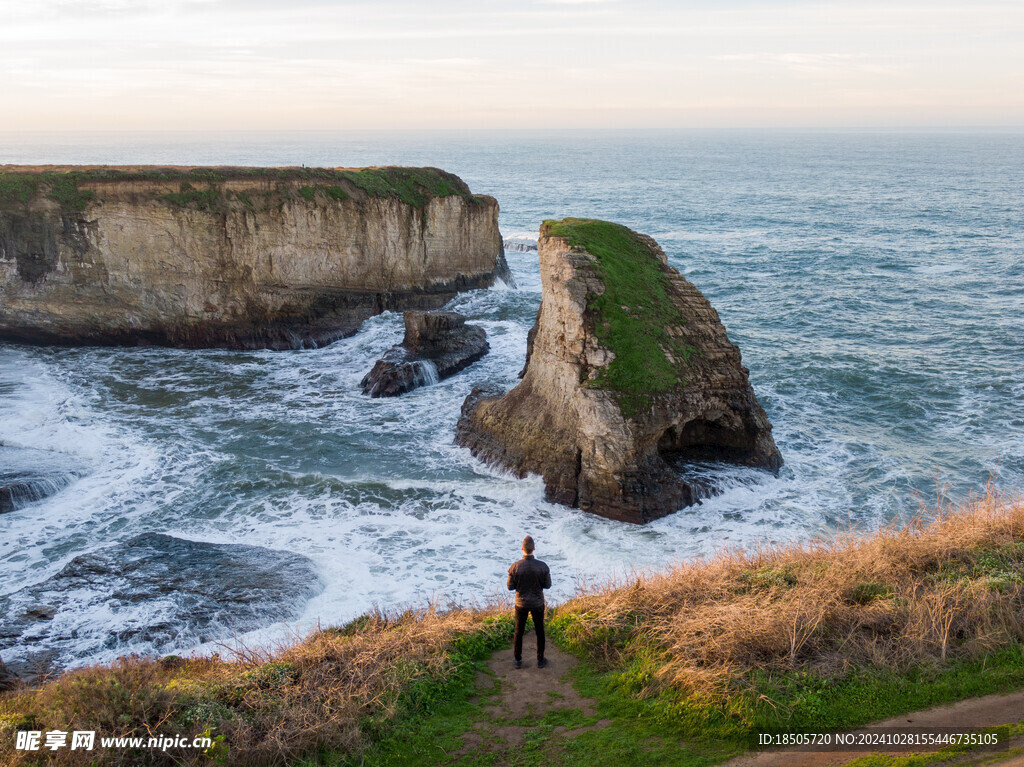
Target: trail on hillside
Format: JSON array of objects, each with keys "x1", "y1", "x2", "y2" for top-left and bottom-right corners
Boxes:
[
  {"x1": 450, "y1": 634, "x2": 1024, "y2": 767},
  {"x1": 453, "y1": 634, "x2": 613, "y2": 761}
]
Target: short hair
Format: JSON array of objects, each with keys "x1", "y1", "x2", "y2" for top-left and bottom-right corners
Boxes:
[{"x1": 522, "y1": 535, "x2": 535, "y2": 553}]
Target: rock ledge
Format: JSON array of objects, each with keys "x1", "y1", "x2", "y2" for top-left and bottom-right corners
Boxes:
[{"x1": 361, "y1": 311, "x2": 489, "y2": 397}]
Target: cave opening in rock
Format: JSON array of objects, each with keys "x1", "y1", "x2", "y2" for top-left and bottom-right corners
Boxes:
[{"x1": 657, "y1": 414, "x2": 757, "y2": 467}]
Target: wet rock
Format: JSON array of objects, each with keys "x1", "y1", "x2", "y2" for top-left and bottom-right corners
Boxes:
[
  {"x1": 0, "y1": 654, "x2": 17, "y2": 691},
  {"x1": 0, "y1": 445, "x2": 84, "y2": 514},
  {"x1": 0, "y1": 533, "x2": 322, "y2": 671},
  {"x1": 360, "y1": 310, "x2": 489, "y2": 397},
  {"x1": 503, "y1": 235, "x2": 538, "y2": 253},
  {"x1": 456, "y1": 219, "x2": 781, "y2": 524}
]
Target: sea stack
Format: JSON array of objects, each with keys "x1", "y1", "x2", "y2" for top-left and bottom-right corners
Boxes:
[
  {"x1": 360, "y1": 310, "x2": 489, "y2": 397},
  {"x1": 0, "y1": 166, "x2": 510, "y2": 349},
  {"x1": 455, "y1": 218, "x2": 781, "y2": 524}
]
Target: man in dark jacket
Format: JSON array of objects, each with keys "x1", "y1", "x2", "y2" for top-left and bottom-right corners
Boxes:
[{"x1": 507, "y1": 535, "x2": 552, "y2": 669}]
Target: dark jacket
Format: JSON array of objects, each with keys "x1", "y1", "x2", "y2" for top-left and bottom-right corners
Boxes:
[{"x1": 507, "y1": 555, "x2": 551, "y2": 609}]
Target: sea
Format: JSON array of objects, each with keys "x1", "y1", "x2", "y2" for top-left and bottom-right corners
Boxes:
[{"x1": 1, "y1": 130, "x2": 1022, "y2": 669}]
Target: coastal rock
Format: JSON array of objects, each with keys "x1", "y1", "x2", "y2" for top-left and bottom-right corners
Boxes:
[
  {"x1": 0, "y1": 445, "x2": 83, "y2": 514},
  {"x1": 360, "y1": 310, "x2": 489, "y2": 397},
  {"x1": 0, "y1": 533, "x2": 322, "y2": 672},
  {"x1": 0, "y1": 654, "x2": 16, "y2": 691},
  {"x1": 0, "y1": 166, "x2": 511, "y2": 349},
  {"x1": 455, "y1": 218, "x2": 781, "y2": 524}
]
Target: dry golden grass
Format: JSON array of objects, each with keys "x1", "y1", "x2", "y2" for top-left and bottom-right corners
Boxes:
[
  {"x1": 0, "y1": 605, "x2": 507, "y2": 766},
  {"x1": 1, "y1": 490, "x2": 1022, "y2": 765},
  {"x1": 553, "y1": 489, "x2": 1024, "y2": 698}
]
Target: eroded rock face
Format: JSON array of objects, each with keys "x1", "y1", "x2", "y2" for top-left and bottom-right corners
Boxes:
[
  {"x1": 0, "y1": 654, "x2": 16, "y2": 691},
  {"x1": 0, "y1": 445, "x2": 83, "y2": 514},
  {"x1": 0, "y1": 533, "x2": 322, "y2": 673},
  {"x1": 0, "y1": 166, "x2": 510, "y2": 349},
  {"x1": 456, "y1": 219, "x2": 781, "y2": 524},
  {"x1": 360, "y1": 310, "x2": 488, "y2": 397}
]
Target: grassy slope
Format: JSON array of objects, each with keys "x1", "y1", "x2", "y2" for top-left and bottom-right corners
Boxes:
[
  {"x1": 542, "y1": 218, "x2": 697, "y2": 416},
  {"x1": 2, "y1": 494, "x2": 1023, "y2": 766},
  {"x1": 342, "y1": 646, "x2": 1024, "y2": 767},
  {"x1": 0, "y1": 166, "x2": 475, "y2": 212}
]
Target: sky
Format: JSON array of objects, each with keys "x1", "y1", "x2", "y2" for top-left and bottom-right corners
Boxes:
[{"x1": 1, "y1": 0, "x2": 1022, "y2": 131}]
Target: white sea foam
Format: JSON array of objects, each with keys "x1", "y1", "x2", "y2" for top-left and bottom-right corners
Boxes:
[{"x1": 2, "y1": 131, "x2": 1022, "y2": 668}]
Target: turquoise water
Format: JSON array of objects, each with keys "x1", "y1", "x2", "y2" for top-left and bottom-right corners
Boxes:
[{"x1": 1, "y1": 130, "x2": 1022, "y2": 667}]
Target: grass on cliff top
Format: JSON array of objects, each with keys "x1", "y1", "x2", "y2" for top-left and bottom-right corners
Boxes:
[
  {"x1": 543, "y1": 218, "x2": 697, "y2": 417},
  {"x1": 3, "y1": 491, "x2": 1024, "y2": 766},
  {"x1": 0, "y1": 172, "x2": 95, "y2": 212},
  {"x1": 0, "y1": 166, "x2": 475, "y2": 213}
]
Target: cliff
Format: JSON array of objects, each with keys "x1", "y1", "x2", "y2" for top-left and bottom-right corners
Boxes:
[
  {"x1": 456, "y1": 218, "x2": 781, "y2": 524},
  {"x1": 0, "y1": 166, "x2": 510, "y2": 349}
]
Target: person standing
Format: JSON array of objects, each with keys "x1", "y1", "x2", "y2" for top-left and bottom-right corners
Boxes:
[{"x1": 507, "y1": 535, "x2": 552, "y2": 669}]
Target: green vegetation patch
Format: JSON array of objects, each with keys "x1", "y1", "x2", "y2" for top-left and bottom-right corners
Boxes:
[
  {"x1": 543, "y1": 218, "x2": 697, "y2": 417},
  {"x1": 0, "y1": 173, "x2": 40, "y2": 206},
  {"x1": 335, "y1": 167, "x2": 471, "y2": 208},
  {"x1": 0, "y1": 172, "x2": 94, "y2": 212},
  {"x1": 844, "y1": 721, "x2": 1023, "y2": 767},
  {"x1": 298, "y1": 184, "x2": 351, "y2": 202},
  {"x1": 928, "y1": 541, "x2": 1024, "y2": 589},
  {"x1": 0, "y1": 166, "x2": 474, "y2": 215},
  {"x1": 160, "y1": 182, "x2": 221, "y2": 211},
  {"x1": 551, "y1": 607, "x2": 1024, "y2": 759}
]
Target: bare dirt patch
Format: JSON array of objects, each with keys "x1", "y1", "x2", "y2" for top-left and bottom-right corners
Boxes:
[{"x1": 456, "y1": 630, "x2": 611, "y2": 758}]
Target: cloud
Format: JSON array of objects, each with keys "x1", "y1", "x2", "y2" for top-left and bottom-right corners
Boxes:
[{"x1": 0, "y1": 0, "x2": 1021, "y2": 129}]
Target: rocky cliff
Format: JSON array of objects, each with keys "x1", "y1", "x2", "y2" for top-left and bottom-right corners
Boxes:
[
  {"x1": 0, "y1": 166, "x2": 510, "y2": 349},
  {"x1": 456, "y1": 218, "x2": 781, "y2": 524}
]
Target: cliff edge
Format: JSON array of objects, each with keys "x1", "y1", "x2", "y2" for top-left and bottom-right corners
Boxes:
[
  {"x1": 455, "y1": 218, "x2": 781, "y2": 524},
  {"x1": 0, "y1": 166, "x2": 511, "y2": 349}
]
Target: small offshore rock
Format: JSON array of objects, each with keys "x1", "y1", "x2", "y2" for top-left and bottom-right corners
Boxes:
[
  {"x1": 0, "y1": 166, "x2": 510, "y2": 349},
  {"x1": 360, "y1": 310, "x2": 489, "y2": 397}
]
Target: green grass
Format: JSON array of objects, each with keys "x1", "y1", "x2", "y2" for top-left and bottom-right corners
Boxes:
[
  {"x1": 843, "y1": 721, "x2": 1023, "y2": 767},
  {"x1": 0, "y1": 174, "x2": 39, "y2": 206},
  {"x1": 160, "y1": 182, "x2": 221, "y2": 211},
  {"x1": 550, "y1": 615, "x2": 1024, "y2": 751},
  {"x1": 336, "y1": 167, "x2": 470, "y2": 207},
  {"x1": 746, "y1": 644, "x2": 1024, "y2": 735},
  {"x1": 295, "y1": 616, "x2": 515, "y2": 766},
  {"x1": 0, "y1": 172, "x2": 93, "y2": 211},
  {"x1": 0, "y1": 166, "x2": 475, "y2": 216},
  {"x1": 543, "y1": 218, "x2": 697, "y2": 417},
  {"x1": 298, "y1": 185, "x2": 351, "y2": 202},
  {"x1": 340, "y1": 652, "x2": 735, "y2": 767}
]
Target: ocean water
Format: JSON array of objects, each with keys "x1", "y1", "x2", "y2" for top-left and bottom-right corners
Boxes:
[{"x1": 1, "y1": 130, "x2": 1022, "y2": 668}]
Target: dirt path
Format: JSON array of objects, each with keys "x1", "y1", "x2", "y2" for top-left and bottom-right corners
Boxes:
[
  {"x1": 725, "y1": 690, "x2": 1024, "y2": 767},
  {"x1": 455, "y1": 631, "x2": 612, "y2": 759},
  {"x1": 430, "y1": 633, "x2": 1024, "y2": 766}
]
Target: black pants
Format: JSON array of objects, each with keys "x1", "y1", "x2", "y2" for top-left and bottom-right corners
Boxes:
[{"x1": 513, "y1": 605, "x2": 545, "y2": 662}]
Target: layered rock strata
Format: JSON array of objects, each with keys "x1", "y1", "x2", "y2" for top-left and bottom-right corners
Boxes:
[
  {"x1": 456, "y1": 218, "x2": 782, "y2": 524},
  {"x1": 360, "y1": 310, "x2": 488, "y2": 397},
  {"x1": 0, "y1": 166, "x2": 510, "y2": 349}
]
